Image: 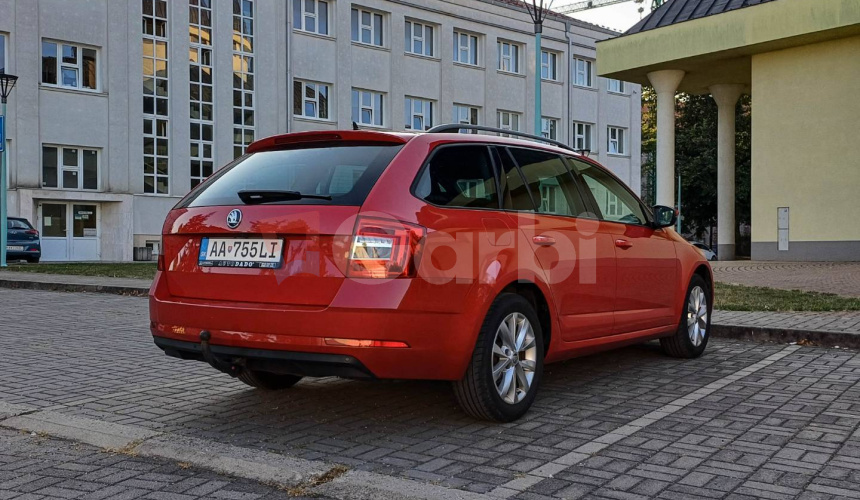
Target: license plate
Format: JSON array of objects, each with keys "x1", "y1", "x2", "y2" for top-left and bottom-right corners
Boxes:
[
  {"x1": 6, "y1": 246, "x2": 23, "y2": 251},
  {"x1": 199, "y1": 238, "x2": 284, "y2": 269}
]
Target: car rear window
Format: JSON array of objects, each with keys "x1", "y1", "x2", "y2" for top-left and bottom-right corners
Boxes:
[
  {"x1": 7, "y1": 219, "x2": 32, "y2": 230},
  {"x1": 183, "y1": 144, "x2": 403, "y2": 208}
]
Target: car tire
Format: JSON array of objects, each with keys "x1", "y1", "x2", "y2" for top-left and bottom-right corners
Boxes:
[
  {"x1": 237, "y1": 370, "x2": 303, "y2": 390},
  {"x1": 660, "y1": 275, "x2": 711, "y2": 359},
  {"x1": 454, "y1": 293, "x2": 544, "y2": 422},
  {"x1": 26, "y1": 257, "x2": 40, "y2": 264}
]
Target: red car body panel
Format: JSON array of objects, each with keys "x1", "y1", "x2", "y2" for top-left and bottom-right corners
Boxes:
[{"x1": 150, "y1": 130, "x2": 712, "y2": 381}]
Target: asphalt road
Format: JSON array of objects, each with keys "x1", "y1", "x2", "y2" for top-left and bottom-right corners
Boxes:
[{"x1": 2, "y1": 288, "x2": 860, "y2": 499}]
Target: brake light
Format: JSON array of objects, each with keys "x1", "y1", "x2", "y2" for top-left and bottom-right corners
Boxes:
[
  {"x1": 347, "y1": 217, "x2": 425, "y2": 279},
  {"x1": 25, "y1": 229, "x2": 39, "y2": 236}
]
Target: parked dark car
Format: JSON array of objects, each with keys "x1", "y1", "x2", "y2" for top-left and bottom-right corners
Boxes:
[{"x1": 6, "y1": 217, "x2": 41, "y2": 263}]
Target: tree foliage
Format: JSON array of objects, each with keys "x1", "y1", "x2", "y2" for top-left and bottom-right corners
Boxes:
[{"x1": 640, "y1": 87, "x2": 751, "y2": 248}]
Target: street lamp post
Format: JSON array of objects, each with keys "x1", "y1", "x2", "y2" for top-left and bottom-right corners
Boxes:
[
  {"x1": 0, "y1": 72, "x2": 19, "y2": 268},
  {"x1": 525, "y1": 0, "x2": 551, "y2": 138}
]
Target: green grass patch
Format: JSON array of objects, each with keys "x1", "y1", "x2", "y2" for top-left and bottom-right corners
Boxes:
[
  {"x1": 715, "y1": 282, "x2": 860, "y2": 312},
  {"x1": 6, "y1": 262, "x2": 157, "y2": 280}
]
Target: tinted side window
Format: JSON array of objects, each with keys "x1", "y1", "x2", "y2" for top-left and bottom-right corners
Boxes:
[
  {"x1": 414, "y1": 145, "x2": 499, "y2": 209},
  {"x1": 509, "y1": 148, "x2": 587, "y2": 216},
  {"x1": 495, "y1": 147, "x2": 536, "y2": 211},
  {"x1": 569, "y1": 158, "x2": 647, "y2": 225}
]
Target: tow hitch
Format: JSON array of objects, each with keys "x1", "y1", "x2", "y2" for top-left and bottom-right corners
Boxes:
[{"x1": 199, "y1": 331, "x2": 245, "y2": 377}]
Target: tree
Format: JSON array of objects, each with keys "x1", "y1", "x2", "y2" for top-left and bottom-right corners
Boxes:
[{"x1": 640, "y1": 88, "x2": 751, "y2": 254}]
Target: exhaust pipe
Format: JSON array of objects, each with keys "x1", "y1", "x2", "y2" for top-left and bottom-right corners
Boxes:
[{"x1": 199, "y1": 331, "x2": 245, "y2": 377}]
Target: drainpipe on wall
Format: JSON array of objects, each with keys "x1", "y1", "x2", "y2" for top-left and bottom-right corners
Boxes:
[
  {"x1": 564, "y1": 20, "x2": 571, "y2": 146},
  {"x1": 286, "y1": 3, "x2": 292, "y2": 133}
]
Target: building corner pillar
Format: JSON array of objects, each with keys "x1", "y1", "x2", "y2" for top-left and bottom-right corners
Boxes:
[
  {"x1": 709, "y1": 84, "x2": 745, "y2": 261},
  {"x1": 647, "y1": 70, "x2": 685, "y2": 208}
]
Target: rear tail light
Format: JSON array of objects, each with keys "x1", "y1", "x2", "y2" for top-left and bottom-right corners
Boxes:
[
  {"x1": 25, "y1": 229, "x2": 39, "y2": 236},
  {"x1": 157, "y1": 253, "x2": 165, "y2": 271},
  {"x1": 346, "y1": 217, "x2": 425, "y2": 279}
]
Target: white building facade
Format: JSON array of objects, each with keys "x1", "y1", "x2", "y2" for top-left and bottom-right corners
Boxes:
[{"x1": 0, "y1": 0, "x2": 640, "y2": 262}]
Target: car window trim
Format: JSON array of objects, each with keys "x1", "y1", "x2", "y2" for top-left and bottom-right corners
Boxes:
[
  {"x1": 409, "y1": 143, "x2": 505, "y2": 211},
  {"x1": 505, "y1": 146, "x2": 594, "y2": 218}
]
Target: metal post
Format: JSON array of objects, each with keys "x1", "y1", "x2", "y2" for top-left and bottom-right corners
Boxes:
[
  {"x1": 1, "y1": 100, "x2": 6, "y2": 267},
  {"x1": 676, "y1": 173, "x2": 682, "y2": 234},
  {"x1": 535, "y1": 31, "x2": 542, "y2": 137}
]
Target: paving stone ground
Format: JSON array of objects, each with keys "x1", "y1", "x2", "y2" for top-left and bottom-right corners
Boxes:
[
  {"x1": 3, "y1": 288, "x2": 860, "y2": 499},
  {"x1": 0, "y1": 427, "x2": 317, "y2": 500},
  {"x1": 713, "y1": 261, "x2": 860, "y2": 298}
]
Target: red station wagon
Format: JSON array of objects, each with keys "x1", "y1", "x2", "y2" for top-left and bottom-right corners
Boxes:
[{"x1": 149, "y1": 125, "x2": 712, "y2": 422}]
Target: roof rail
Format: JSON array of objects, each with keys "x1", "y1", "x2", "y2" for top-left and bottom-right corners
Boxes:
[{"x1": 425, "y1": 123, "x2": 581, "y2": 155}]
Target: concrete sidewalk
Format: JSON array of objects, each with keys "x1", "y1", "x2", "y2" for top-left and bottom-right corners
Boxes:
[
  {"x1": 1, "y1": 269, "x2": 858, "y2": 345},
  {"x1": 713, "y1": 260, "x2": 860, "y2": 297},
  {"x1": 0, "y1": 270, "x2": 151, "y2": 296}
]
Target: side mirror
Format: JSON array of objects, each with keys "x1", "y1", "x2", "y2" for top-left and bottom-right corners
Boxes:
[{"x1": 652, "y1": 205, "x2": 677, "y2": 229}]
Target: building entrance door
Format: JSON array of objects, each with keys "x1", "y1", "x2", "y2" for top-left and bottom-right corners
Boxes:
[{"x1": 39, "y1": 203, "x2": 100, "y2": 261}]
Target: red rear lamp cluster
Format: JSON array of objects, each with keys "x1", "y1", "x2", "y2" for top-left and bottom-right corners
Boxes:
[
  {"x1": 325, "y1": 338, "x2": 409, "y2": 348},
  {"x1": 25, "y1": 229, "x2": 39, "y2": 236},
  {"x1": 347, "y1": 217, "x2": 425, "y2": 279}
]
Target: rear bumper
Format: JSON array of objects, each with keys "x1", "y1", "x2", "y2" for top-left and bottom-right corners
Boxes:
[
  {"x1": 154, "y1": 336, "x2": 375, "y2": 379},
  {"x1": 149, "y1": 271, "x2": 484, "y2": 380},
  {"x1": 6, "y1": 243, "x2": 40, "y2": 259}
]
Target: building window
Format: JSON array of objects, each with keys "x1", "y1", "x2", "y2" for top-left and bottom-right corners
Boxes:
[
  {"x1": 405, "y1": 97, "x2": 433, "y2": 131},
  {"x1": 293, "y1": 0, "x2": 329, "y2": 35},
  {"x1": 497, "y1": 40, "x2": 520, "y2": 73},
  {"x1": 42, "y1": 146, "x2": 99, "y2": 190},
  {"x1": 351, "y1": 8, "x2": 384, "y2": 46},
  {"x1": 405, "y1": 20, "x2": 434, "y2": 57},
  {"x1": 497, "y1": 110, "x2": 520, "y2": 137},
  {"x1": 190, "y1": 0, "x2": 214, "y2": 189},
  {"x1": 0, "y1": 34, "x2": 6, "y2": 73},
  {"x1": 541, "y1": 51, "x2": 558, "y2": 81},
  {"x1": 41, "y1": 41, "x2": 98, "y2": 91},
  {"x1": 573, "y1": 122, "x2": 592, "y2": 151},
  {"x1": 454, "y1": 104, "x2": 478, "y2": 126},
  {"x1": 573, "y1": 58, "x2": 593, "y2": 87},
  {"x1": 294, "y1": 80, "x2": 330, "y2": 120},
  {"x1": 541, "y1": 117, "x2": 558, "y2": 140},
  {"x1": 453, "y1": 31, "x2": 478, "y2": 65},
  {"x1": 607, "y1": 126, "x2": 626, "y2": 155},
  {"x1": 233, "y1": 0, "x2": 255, "y2": 158},
  {"x1": 352, "y1": 89, "x2": 383, "y2": 126},
  {"x1": 143, "y1": 0, "x2": 169, "y2": 194},
  {"x1": 607, "y1": 79, "x2": 625, "y2": 93}
]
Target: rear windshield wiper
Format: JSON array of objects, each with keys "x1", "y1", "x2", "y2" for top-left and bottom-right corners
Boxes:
[{"x1": 237, "y1": 190, "x2": 333, "y2": 204}]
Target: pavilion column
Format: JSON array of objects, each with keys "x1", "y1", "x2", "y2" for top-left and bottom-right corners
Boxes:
[
  {"x1": 709, "y1": 84, "x2": 745, "y2": 261},
  {"x1": 647, "y1": 70, "x2": 685, "y2": 208}
]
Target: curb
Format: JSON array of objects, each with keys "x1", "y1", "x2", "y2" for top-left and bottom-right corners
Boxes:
[
  {"x1": 0, "y1": 278, "x2": 149, "y2": 297},
  {"x1": 711, "y1": 324, "x2": 860, "y2": 349}
]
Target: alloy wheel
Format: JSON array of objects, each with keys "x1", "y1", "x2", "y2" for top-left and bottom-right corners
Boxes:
[
  {"x1": 492, "y1": 312, "x2": 537, "y2": 404},
  {"x1": 687, "y1": 285, "x2": 708, "y2": 347}
]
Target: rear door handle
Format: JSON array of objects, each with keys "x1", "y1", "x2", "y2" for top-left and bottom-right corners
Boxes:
[
  {"x1": 615, "y1": 239, "x2": 633, "y2": 249},
  {"x1": 533, "y1": 235, "x2": 556, "y2": 246}
]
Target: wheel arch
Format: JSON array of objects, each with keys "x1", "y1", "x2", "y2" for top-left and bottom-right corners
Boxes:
[{"x1": 497, "y1": 280, "x2": 554, "y2": 356}]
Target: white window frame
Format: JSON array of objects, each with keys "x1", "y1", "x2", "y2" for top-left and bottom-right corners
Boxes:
[
  {"x1": 573, "y1": 122, "x2": 593, "y2": 152},
  {"x1": 573, "y1": 57, "x2": 593, "y2": 88},
  {"x1": 454, "y1": 104, "x2": 479, "y2": 125},
  {"x1": 293, "y1": 0, "x2": 330, "y2": 36},
  {"x1": 541, "y1": 117, "x2": 558, "y2": 140},
  {"x1": 294, "y1": 80, "x2": 331, "y2": 120},
  {"x1": 351, "y1": 7, "x2": 384, "y2": 47},
  {"x1": 497, "y1": 40, "x2": 520, "y2": 74},
  {"x1": 405, "y1": 20, "x2": 434, "y2": 57},
  {"x1": 607, "y1": 79, "x2": 625, "y2": 93},
  {"x1": 607, "y1": 126, "x2": 626, "y2": 155},
  {"x1": 453, "y1": 30, "x2": 479, "y2": 66},
  {"x1": 352, "y1": 88, "x2": 384, "y2": 127},
  {"x1": 232, "y1": 0, "x2": 256, "y2": 158},
  {"x1": 41, "y1": 145, "x2": 100, "y2": 191},
  {"x1": 41, "y1": 40, "x2": 100, "y2": 92},
  {"x1": 541, "y1": 50, "x2": 558, "y2": 81},
  {"x1": 405, "y1": 96, "x2": 433, "y2": 131},
  {"x1": 497, "y1": 110, "x2": 521, "y2": 137},
  {"x1": 143, "y1": 0, "x2": 170, "y2": 195}
]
